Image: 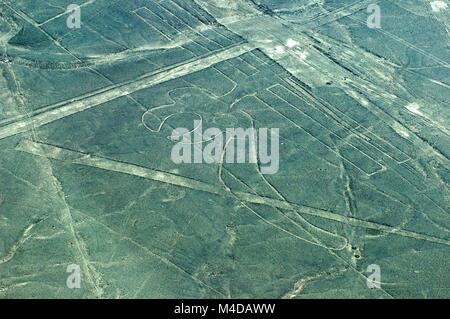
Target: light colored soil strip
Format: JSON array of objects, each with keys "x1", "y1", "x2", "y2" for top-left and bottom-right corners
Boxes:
[
  {"x1": 16, "y1": 139, "x2": 450, "y2": 247},
  {"x1": 0, "y1": 43, "x2": 254, "y2": 141}
]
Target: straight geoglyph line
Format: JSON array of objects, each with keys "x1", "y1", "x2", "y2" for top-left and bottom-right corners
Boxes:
[
  {"x1": 0, "y1": 43, "x2": 254, "y2": 141},
  {"x1": 16, "y1": 139, "x2": 450, "y2": 248}
]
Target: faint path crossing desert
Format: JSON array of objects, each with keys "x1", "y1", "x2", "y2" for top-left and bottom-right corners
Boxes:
[{"x1": 0, "y1": 43, "x2": 254, "y2": 141}]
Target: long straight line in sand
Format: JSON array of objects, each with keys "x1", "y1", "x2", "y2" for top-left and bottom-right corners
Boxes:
[
  {"x1": 16, "y1": 139, "x2": 450, "y2": 248},
  {"x1": 0, "y1": 43, "x2": 254, "y2": 141}
]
